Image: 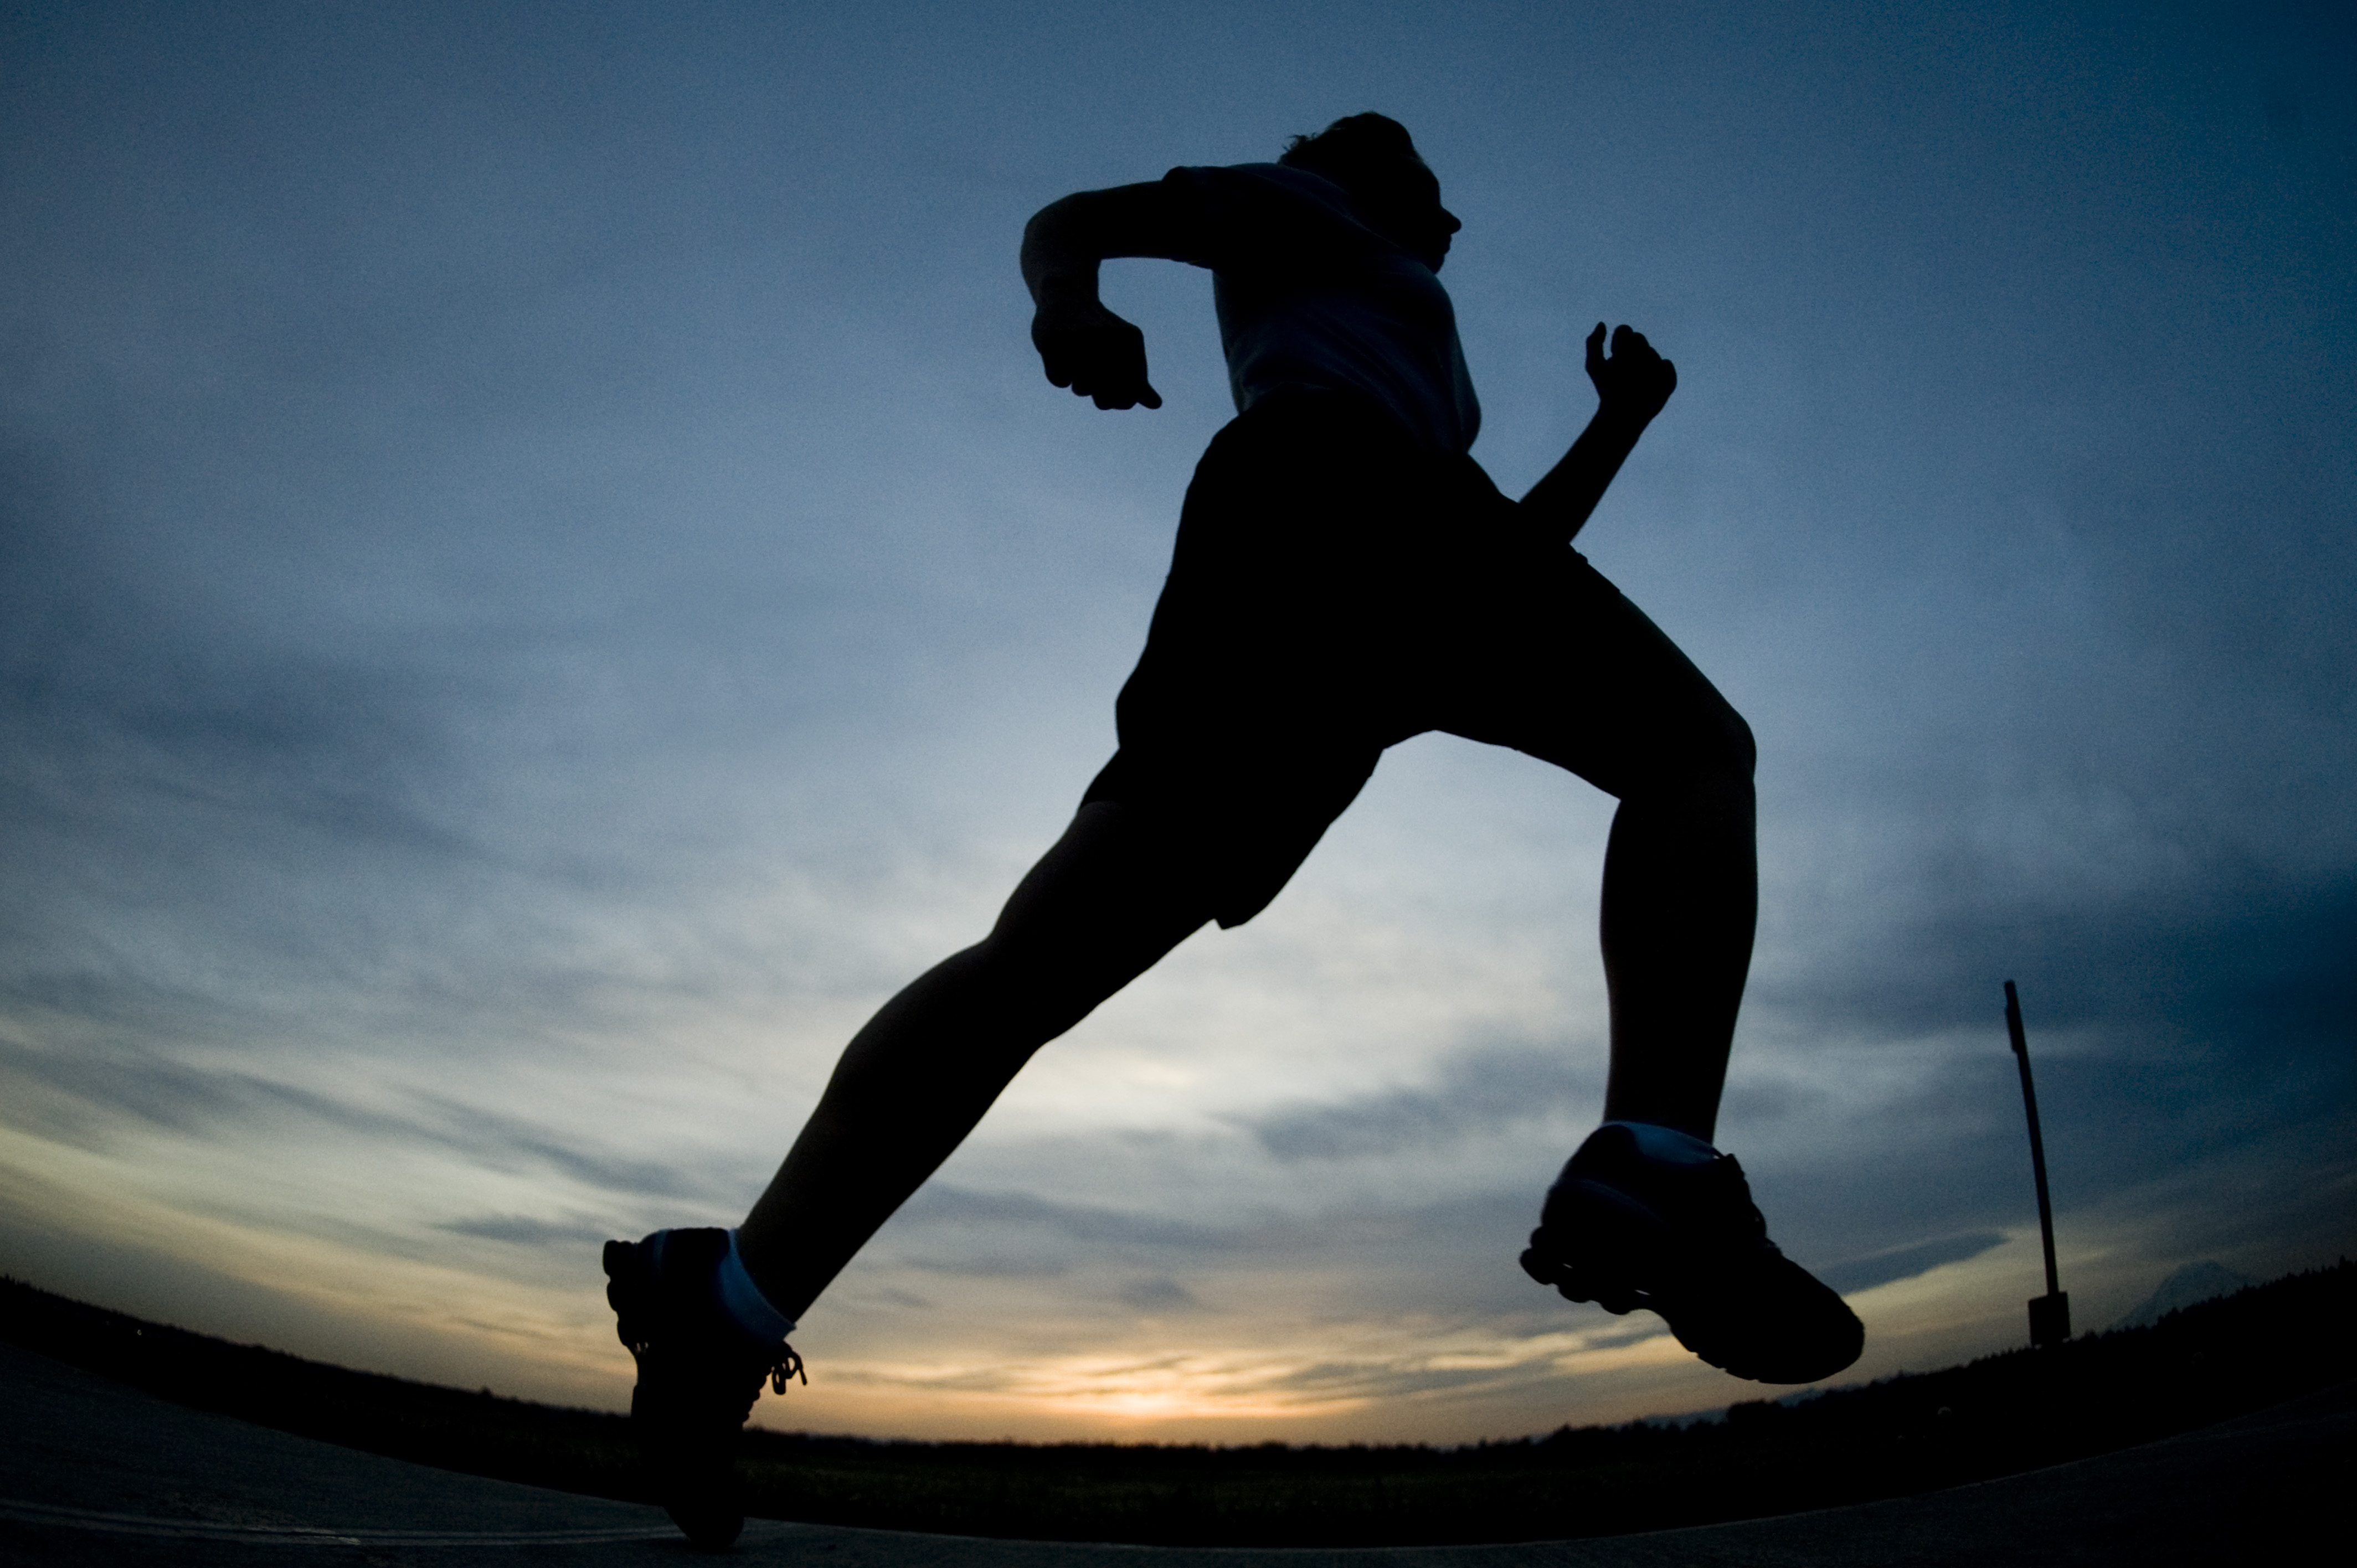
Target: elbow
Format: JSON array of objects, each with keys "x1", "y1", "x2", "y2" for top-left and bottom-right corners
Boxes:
[
  {"x1": 1023, "y1": 193, "x2": 1087, "y2": 249},
  {"x1": 1021, "y1": 197, "x2": 1079, "y2": 278}
]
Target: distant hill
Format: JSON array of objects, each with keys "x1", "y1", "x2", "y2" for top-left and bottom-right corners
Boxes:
[
  {"x1": 2113, "y1": 1260, "x2": 2256, "y2": 1330},
  {"x1": 3, "y1": 1258, "x2": 2353, "y2": 1547}
]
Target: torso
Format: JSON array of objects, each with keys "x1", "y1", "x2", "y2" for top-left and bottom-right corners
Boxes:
[{"x1": 1161, "y1": 163, "x2": 1481, "y2": 453}]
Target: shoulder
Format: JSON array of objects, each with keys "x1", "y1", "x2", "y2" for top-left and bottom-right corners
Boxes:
[
  {"x1": 1159, "y1": 162, "x2": 1391, "y2": 269},
  {"x1": 1163, "y1": 161, "x2": 1352, "y2": 203},
  {"x1": 1160, "y1": 162, "x2": 1376, "y2": 226}
]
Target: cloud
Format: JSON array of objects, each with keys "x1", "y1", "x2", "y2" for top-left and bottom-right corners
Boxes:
[
  {"x1": 891, "y1": 1183, "x2": 1241, "y2": 1282},
  {"x1": 1777, "y1": 838, "x2": 2357, "y2": 1050},
  {"x1": 1114, "y1": 1275, "x2": 1204, "y2": 1312},
  {"x1": 0, "y1": 1032, "x2": 732, "y2": 1208},
  {"x1": 1818, "y1": 1231, "x2": 2008, "y2": 1297},
  {"x1": 0, "y1": 446, "x2": 473, "y2": 852},
  {"x1": 438, "y1": 1214, "x2": 617, "y2": 1249},
  {"x1": 1239, "y1": 1045, "x2": 1599, "y2": 1163},
  {"x1": 411, "y1": 1096, "x2": 729, "y2": 1203}
]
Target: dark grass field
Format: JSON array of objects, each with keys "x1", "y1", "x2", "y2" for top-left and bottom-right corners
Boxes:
[{"x1": 4, "y1": 1261, "x2": 2350, "y2": 1546}]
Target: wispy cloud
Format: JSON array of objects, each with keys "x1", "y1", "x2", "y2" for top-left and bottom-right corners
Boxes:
[
  {"x1": 1818, "y1": 1232, "x2": 2008, "y2": 1297},
  {"x1": 1240, "y1": 1045, "x2": 1597, "y2": 1163},
  {"x1": 439, "y1": 1214, "x2": 619, "y2": 1249}
]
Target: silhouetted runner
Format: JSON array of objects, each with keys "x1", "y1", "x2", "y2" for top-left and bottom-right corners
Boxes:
[{"x1": 604, "y1": 114, "x2": 1862, "y2": 1548}]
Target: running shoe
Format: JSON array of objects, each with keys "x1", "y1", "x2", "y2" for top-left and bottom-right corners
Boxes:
[
  {"x1": 603, "y1": 1227, "x2": 804, "y2": 1549},
  {"x1": 1519, "y1": 1125, "x2": 1863, "y2": 1384}
]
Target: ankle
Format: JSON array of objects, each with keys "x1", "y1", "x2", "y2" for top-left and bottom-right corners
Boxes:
[
  {"x1": 715, "y1": 1230, "x2": 797, "y2": 1343},
  {"x1": 1601, "y1": 1120, "x2": 1719, "y2": 1165}
]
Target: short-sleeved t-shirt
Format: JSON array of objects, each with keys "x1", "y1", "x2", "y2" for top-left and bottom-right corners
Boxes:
[{"x1": 1160, "y1": 163, "x2": 1481, "y2": 454}]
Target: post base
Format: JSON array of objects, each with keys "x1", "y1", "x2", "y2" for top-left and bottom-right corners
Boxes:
[{"x1": 2029, "y1": 1290, "x2": 2071, "y2": 1347}]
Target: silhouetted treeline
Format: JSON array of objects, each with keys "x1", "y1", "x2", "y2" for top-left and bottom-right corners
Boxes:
[{"x1": 3, "y1": 1260, "x2": 2349, "y2": 1545}]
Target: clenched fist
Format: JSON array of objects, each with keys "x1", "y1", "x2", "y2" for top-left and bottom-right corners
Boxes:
[
  {"x1": 1586, "y1": 323, "x2": 1676, "y2": 424},
  {"x1": 1032, "y1": 300, "x2": 1163, "y2": 411}
]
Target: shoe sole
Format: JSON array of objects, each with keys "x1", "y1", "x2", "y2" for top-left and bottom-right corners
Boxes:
[
  {"x1": 604, "y1": 1239, "x2": 652, "y2": 1350},
  {"x1": 604, "y1": 1237, "x2": 747, "y2": 1552}
]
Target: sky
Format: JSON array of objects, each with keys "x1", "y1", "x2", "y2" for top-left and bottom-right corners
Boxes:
[{"x1": 2, "y1": 0, "x2": 2351, "y2": 1445}]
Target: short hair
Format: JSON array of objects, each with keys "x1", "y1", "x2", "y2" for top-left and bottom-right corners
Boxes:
[{"x1": 1278, "y1": 113, "x2": 1425, "y2": 196}]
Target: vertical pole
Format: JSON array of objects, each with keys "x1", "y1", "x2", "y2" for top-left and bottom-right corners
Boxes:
[
  {"x1": 2004, "y1": 981, "x2": 2060, "y2": 1298},
  {"x1": 2005, "y1": 980, "x2": 2070, "y2": 1344}
]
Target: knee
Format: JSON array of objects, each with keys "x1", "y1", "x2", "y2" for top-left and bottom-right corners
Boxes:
[
  {"x1": 1719, "y1": 706, "x2": 1757, "y2": 783},
  {"x1": 1677, "y1": 696, "x2": 1754, "y2": 786},
  {"x1": 1704, "y1": 708, "x2": 1757, "y2": 809},
  {"x1": 1625, "y1": 702, "x2": 1753, "y2": 806}
]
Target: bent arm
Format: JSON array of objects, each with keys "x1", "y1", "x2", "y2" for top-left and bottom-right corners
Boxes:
[
  {"x1": 1022, "y1": 183, "x2": 1191, "y2": 411},
  {"x1": 1521, "y1": 409, "x2": 1650, "y2": 545},
  {"x1": 1522, "y1": 323, "x2": 1677, "y2": 545},
  {"x1": 1021, "y1": 184, "x2": 1189, "y2": 302}
]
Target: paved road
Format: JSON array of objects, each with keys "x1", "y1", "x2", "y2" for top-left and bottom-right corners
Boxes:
[{"x1": 2, "y1": 1339, "x2": 2341, "y2": 1564}]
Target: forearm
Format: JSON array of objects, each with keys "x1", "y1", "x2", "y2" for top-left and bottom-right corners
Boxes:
[
  {"x1": 1521, "y1": 407, "x2": 1651, "y2": 546},
  {"x1": 1021, "y1": 184, "x2": 1181, "y2": 306},
  {"x1": 1021, "y1": 197, "x2": 1106, "y2": 309}
]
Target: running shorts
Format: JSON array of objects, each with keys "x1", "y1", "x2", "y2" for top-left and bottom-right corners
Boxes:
[{"x1": 1082, "y1": 388, "x2": 1746, "y2": 928}]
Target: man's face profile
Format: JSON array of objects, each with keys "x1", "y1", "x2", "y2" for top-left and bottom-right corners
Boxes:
[{"x1": 1359, "y1": 157, "x2": 1461, "y2": 270}]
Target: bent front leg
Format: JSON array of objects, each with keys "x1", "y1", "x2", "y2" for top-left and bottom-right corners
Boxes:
[
  {"x1": 1432, "y1": 555, "x2": 1759, "y2": 1144},
  {"x1": 1596, "y1": 732, "x2": 1757, "y2": 1142}
]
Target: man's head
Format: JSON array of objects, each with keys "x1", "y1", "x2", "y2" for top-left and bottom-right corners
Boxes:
[{"x1": 1279, "y1": 112, "x2": 1461, "y2": 269}]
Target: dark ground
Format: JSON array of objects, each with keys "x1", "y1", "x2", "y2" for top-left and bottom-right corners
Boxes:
[{"x1": 2, "y1": 1261, "x2": 2350, "y2": 1548}]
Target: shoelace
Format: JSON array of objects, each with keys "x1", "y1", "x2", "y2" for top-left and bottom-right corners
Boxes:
[
  {"x1": 768, "y1": 1344, "x2": 807, "y2": 1396},
  {"x1": 1701, "y1": 1157, "x2": 1778, "y2": 1250}
]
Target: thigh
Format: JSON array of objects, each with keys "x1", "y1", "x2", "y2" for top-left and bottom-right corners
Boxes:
[
  {"x1": 1419, "y1": 550, "x2": 1754, "y2": 800},
  {"x1": 990, "y1": 801, "x2": 1218, "y2": 998},
  {"x1": 1083, "y1": 394, "x2": 1420, "y2": 927}
]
